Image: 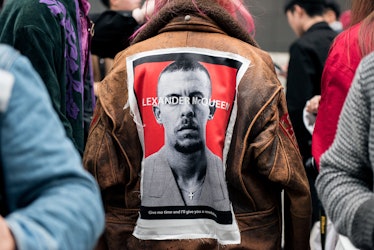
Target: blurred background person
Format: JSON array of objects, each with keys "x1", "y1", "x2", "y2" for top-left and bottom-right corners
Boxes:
[
  {"x1": 0, "y1": 44, "x2": 104, "y2": 250},
  {"x1": 0, "y1": 0, "x2": 95, "y2": 156},
  {"x1": 283, "y1": 0, "x2": 337, "y2": 231},
  {"x1": 312, "y1": 0, "x2": 374, "y2": 172},
  {"x1": 90, "y1": 0, "x2": 154, "y2": 85},
  {"x1": 340, "y1": 9, "x2": 351, "y2": 30},
  {"x1": 323, "y1": 0, "x2": 342, "y2": 32}
]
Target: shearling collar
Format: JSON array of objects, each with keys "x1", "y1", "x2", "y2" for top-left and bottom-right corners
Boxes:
[{"x1": 131, "y1": 0, "x2": 258, "y2": 48}]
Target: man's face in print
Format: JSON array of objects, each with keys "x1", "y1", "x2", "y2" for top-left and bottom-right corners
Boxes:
[{"x1": 153, "y1": 69, "x2": 214, "y2": 154}]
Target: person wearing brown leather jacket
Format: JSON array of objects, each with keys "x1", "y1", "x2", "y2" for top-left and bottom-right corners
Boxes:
[{"x1": 83, "y1": 0, "x2": 312, "y2": 249}]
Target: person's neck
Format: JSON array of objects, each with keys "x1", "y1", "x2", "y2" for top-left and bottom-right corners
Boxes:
[
  {"x1": 166, "y1": 148, "x2": 207, "y2": 187},
  {"x1": 302, "y1": 16, "x2": 325, "y2": 32},
  {"x1": 175, "y1": 167, "x2": 206, "y2": 192},
  {"x1": 110, "y1": 6, "x2": 132, "y2": 11}
]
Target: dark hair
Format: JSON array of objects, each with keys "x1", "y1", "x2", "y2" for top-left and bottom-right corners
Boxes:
[
  {"x1": 101, "y1": 0, "x2": 109, "y2": 8},
  {"x1": 158, "y1": 56, "x2": 212, "y2": 93},
  {"x1": 284, "y1": 0, "x2": 326, "y2": 16},
  {"x1": 164, "y1": 59, "x2": 209, "y2": 76},
  {"x1": 325, "y1": 0, "x2": 341, "y2": 19},
  {"x1": 286, "y1": 3, "x2": 325, "y2": 16},
  {"x1": 0, "y1": 0, "x2": 4, "y2": 9}
]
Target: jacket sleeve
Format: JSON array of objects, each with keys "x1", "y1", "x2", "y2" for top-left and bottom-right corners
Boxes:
[
  {"x1": 278, "y1": 94, "x2": 312, "y2": 250},
  {"x1": 252, "y1": 87, "x2": 312, "y2": 250},
  {"x1": 312, "y1": 49, "x2": 357, "y2": 169},
  {"x1": 83, "y1": 55, "x2": 142, "y2": 209},
  {"x1": 11, "y1": 9, "x2": 81, "y2": 153},
  {"x1": 2, "y1": 50, "x2": 105, "y2": 250},
  {"x1": 83, "y1": 98, "x2": 127, "y2": 196}
]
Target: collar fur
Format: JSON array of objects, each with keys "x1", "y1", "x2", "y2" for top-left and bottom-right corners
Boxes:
[{"x1": 131, "y1": 0, "x2": 258, "y2": 48}]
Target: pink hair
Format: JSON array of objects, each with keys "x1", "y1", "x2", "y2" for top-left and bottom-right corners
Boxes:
[
  {"x1": 136, "y1": 0, "x2": 255, "y2": 37},
  {"x1": 209, "y1": 0, "x2": 255, "y2": 35},
  {"x1": 359, "y1": 11, "x2": 374, "y2": 57}
]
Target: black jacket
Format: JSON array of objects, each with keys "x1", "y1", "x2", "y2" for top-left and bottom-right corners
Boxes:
[
  {"x1": 286, "y1": 22, "x2": 337, "y2": 162},
  {"x1": 90, "y1": 10, "x2": 140, "y2": 59}
]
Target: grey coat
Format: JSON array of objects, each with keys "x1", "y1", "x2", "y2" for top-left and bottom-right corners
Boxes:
[{"x1": 316, "y1": 51, "x2": 374, "y2": 250}]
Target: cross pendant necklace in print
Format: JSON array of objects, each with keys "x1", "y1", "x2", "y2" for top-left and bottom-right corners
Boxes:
[
  {"x1": 181, "y1": 187, "x2": 200, "y2": 200},
  {"x1": 188, "y1": 192, "x2": 194, "y2": 200},
  {"x1": 180, "y1": 178, "x2": 205, "y2": 201}
]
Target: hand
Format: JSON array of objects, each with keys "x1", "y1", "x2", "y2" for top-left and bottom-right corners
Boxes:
[
  {"x1": 94, "y1": 82, "x2": 100, "y2": 97},
  {"x1": 305, "y1": 95, "x2": 321, "y2": 114},
  {"x1": 0, "y1": 216, "x2": 16, "y2": 250},
  {"x1": 274, "y1": 63, "x2": 288, "y2": 78}
]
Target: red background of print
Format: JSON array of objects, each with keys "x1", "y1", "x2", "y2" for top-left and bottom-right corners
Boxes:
[{"x1": 133, "y1": 61, "x2": 238, "y2": 158}]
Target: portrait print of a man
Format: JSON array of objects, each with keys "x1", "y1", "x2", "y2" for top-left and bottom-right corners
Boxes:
[
  {"x1": 141, "y1": 57, "x2": 231, "y2": 212},
  {"x1": 128, "y1": 50, "x2": 248, "y2": 243}
]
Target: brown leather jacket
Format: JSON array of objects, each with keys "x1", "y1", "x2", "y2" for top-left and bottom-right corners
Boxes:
[{"x1": 83, "y1": 1, "x2": 311, "y2": 249}]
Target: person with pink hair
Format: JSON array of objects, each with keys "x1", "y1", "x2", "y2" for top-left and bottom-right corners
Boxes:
[
  {"x1": 83, "y1": 0, "x2": 312, "y2": 249},
  {"x1": 339, "y1": 9, "x2": 351, "y2": 30},
  {"x1": 312, "y1": 0, "x2": 374, "y2": 170}
]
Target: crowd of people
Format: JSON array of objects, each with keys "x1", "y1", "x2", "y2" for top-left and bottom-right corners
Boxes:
[{"x1": 0, "y1": 0, "x2": 373, "y2": 249}]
